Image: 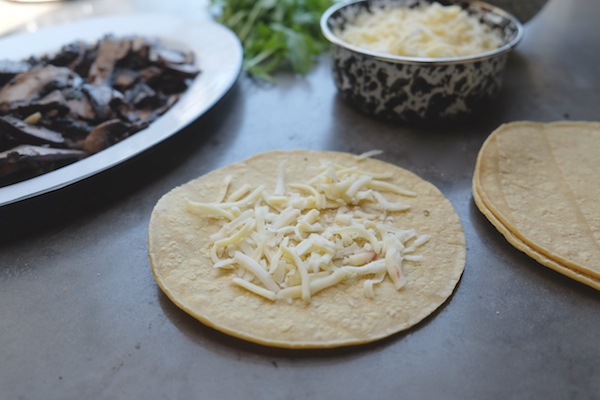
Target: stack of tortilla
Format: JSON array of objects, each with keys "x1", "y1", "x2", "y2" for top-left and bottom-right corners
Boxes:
[{"x1": 473, "y1": 121, "x2": 600, "y2": 290}]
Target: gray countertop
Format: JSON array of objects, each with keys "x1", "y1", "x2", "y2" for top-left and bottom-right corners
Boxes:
[{"x1": 1, "y1": 0, "x2": 599, "y2": 399}]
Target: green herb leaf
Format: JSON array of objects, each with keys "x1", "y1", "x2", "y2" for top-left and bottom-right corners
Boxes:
[{"x1": 210, "y1": 0, "x2": 335, "y2": 81}]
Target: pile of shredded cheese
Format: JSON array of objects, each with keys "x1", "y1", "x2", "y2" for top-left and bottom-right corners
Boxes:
[
  {"x1": 335, "y1": 2, "x2": 503, "y2": 58},
  {"x1": 186, "y1": 160, "x2": 430, "y2": 303}
]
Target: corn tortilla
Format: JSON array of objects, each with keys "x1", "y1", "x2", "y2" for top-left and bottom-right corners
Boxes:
[
  {"x1": 473, "y1": 184, "x2": 600, "y2": 290},
  {"x1": 149, "y1": 150, "x2": 466, "y2": 348},
  {"x1": 473, "y1": 121, "x2": 600, "y2": 287}
]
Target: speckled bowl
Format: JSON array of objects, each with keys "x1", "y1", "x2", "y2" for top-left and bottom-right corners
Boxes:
[{"x1": 321, "y1": 0, "x2": 524, "y2": 123}]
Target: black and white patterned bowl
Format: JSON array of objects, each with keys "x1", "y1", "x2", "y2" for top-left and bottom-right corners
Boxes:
[{"x1": 321, "y1": 0, "x2": 524, "y2": 123}]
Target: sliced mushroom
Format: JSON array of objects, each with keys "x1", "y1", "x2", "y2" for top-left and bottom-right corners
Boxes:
[
  {"x1": 8, "y1": 89, "x2": 70, "y2": 117},
  {"x1": 39, "y1": 116, "x2": 93, "y2": 145},
  {"x1": 162, "y1": 62, "x2": 200, "y2": 79},
  {"x1": 0, "y1": 115, "x2": 65, "y2": 146},
  {"x1": 0, "y1": 144, "x2": 85, "y2": 186},
  {"x1": 0, "y1": 59, "x2": 31, "y2": 87},
  {"x1": 112, "y1": 68, "x2": 139, "y2": 91},
  {"x1": 44, "y1": 40, "x2": 87, "y2": 70},
  {"x1": 120, "y1": 36, "x2": 154, "y2": 70},
  {"x1": 87, "y1": 35, "x2": 131, "y2": 86},
  {"x1": 83, "y1": 119, "x2": 130, "y2": 154},
  {"x1": 0, "y1": 65, "x2": 77, "y2": 113},
  {"x1": 150, "y1": 45, "x2": 195, "y2": 66},
  {"x1": 137, "y1": 66, "x2": 163, "y2": 85},
  {"x1": 72, "y1": 43, "x2": 99, "y2": 79},
  {"x1": 124, "y1": 82, "x2": 158, "y2": 108},
  {"x1": 62, "y1": 86, "x2": 97, "y2": 121},
  {"x1": 0, "y1": 34, "x2": 201, "y2": 186},
  {"x1": 81, "y1": 84, "x2": 124, "y2": 121}
]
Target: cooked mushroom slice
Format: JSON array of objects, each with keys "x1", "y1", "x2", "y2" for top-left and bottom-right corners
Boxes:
[
  {"x1": 0, "y1": 59, "x2": 31, "y2": 87},
  {"x1": 150, "y1": 94, "x2": 179, "y2": 118},
  {"x1": 0, "y1": 65, "x2": 77, "y2": 113},
  {"x1": 83, "y1": 119, "x2": 131, "y2": 154},
  {"x1": 162, "y1": 62, "x2": 200, "y2": 80},
  {"x1": 0, "y1": 144, "x2": 85, "y2": 186},
  {"x1": 138, "y1": 66, "x2": 163, "y2": 85},
  {"x1": 62, "y1": 86, "x2": 97, "y2": 121},
  {"x1": 112, "y1": 68, "x2": 139, "y2": 91},
  {"x1": 124, "y1": 82, "x2": 159, "y2": 108},
  {"x1": 80, "y1": 83, "x2": 125, "y2": 121},
  {"x1": 120, "y1": 36, "x2": 154, "y2": 70},
  {"x1": 150, "y1": 45, "x2": 195, "y2": 66},
  {"x1": 43, "y1": 40, "x2": 87, "y2": 70},
  {"x1": 0, "y1": 115, "x2": 65, "y2": 146},
  {"x1": 152, "y1": 75, "x2": 187, "y2": 95},
  {"x1": 152, "y1": 63, "x2": 199, "y2": 95},
  {"x1": 8, "y1": 89, "x2": 70, "y2": 117},
  {"x1": 87, "y1": 35, "x2": 131, "y2": 86},
  {"x1": 39, "y1": 116, "x2": 93, "y2": 146},
  {"x1": 72, "y1": 42, "x2": 99, "y2": 79},
  {"x1": 112, "y1": 65, "x2": 165, "y2": 91}
]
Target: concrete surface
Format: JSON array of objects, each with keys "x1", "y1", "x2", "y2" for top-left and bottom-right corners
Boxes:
[{"x1": 1, "y1": 0, "x2": 599, "y2": 399}]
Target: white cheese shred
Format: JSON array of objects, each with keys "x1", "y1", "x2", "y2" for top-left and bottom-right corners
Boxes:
[
  {"x1": 233, "y1": 251, "x2": 280, "y2": 293},
  {"x1": 335, "y1": 2, "x2": 504, "y2": 58},
  {"x1": 186, "y1": 159, "x2": 430, "y2": 303},
  {"x1": 274, "y1": 160, "x2": 288, "y2": 196},
  {"x1": 215, "y1": 175, "x2": 233, "y2": 203},
  {"x1": 231, "y1": 277, "x2": 277, "y2": 301},
  {"x1": 356, "y1": 149, "x2": 383, "y2": 159}
]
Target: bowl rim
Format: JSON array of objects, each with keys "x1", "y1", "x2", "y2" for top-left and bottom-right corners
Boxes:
[{"x1": 320, "y1": 0, "x2": 525, "y2": 65}]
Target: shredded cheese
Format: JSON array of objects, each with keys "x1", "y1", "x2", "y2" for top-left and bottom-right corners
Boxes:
[
  {"x1": 187, "y1": 158, "x2": 430, "y2": 303},
  {"x1": 335, "y1": 2, "x2": 503, "y2": 58}
]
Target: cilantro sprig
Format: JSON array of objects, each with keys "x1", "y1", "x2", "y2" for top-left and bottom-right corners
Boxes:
[{"x1": 210, "y1": 0, "x2": 334, "y2": 81}]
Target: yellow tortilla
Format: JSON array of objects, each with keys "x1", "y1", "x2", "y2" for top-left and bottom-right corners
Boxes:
[
  {"x1": 149, "y1": 150, "x2": 466, "y2": 348},
  {"x1": 473, "y1": 121, "x2": 600, "y2": 287},
  {"x1": 473, "y1": 184, "x2": 600, "y2": 290}
]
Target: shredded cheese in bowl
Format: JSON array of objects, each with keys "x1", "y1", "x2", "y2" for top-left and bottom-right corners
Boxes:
[
  {"x1": 335, "y1": 2, "x2": 503, "y2": 58},
  {"x1": 187, "y1": 160, "x2": 430, "y2": 303}
]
